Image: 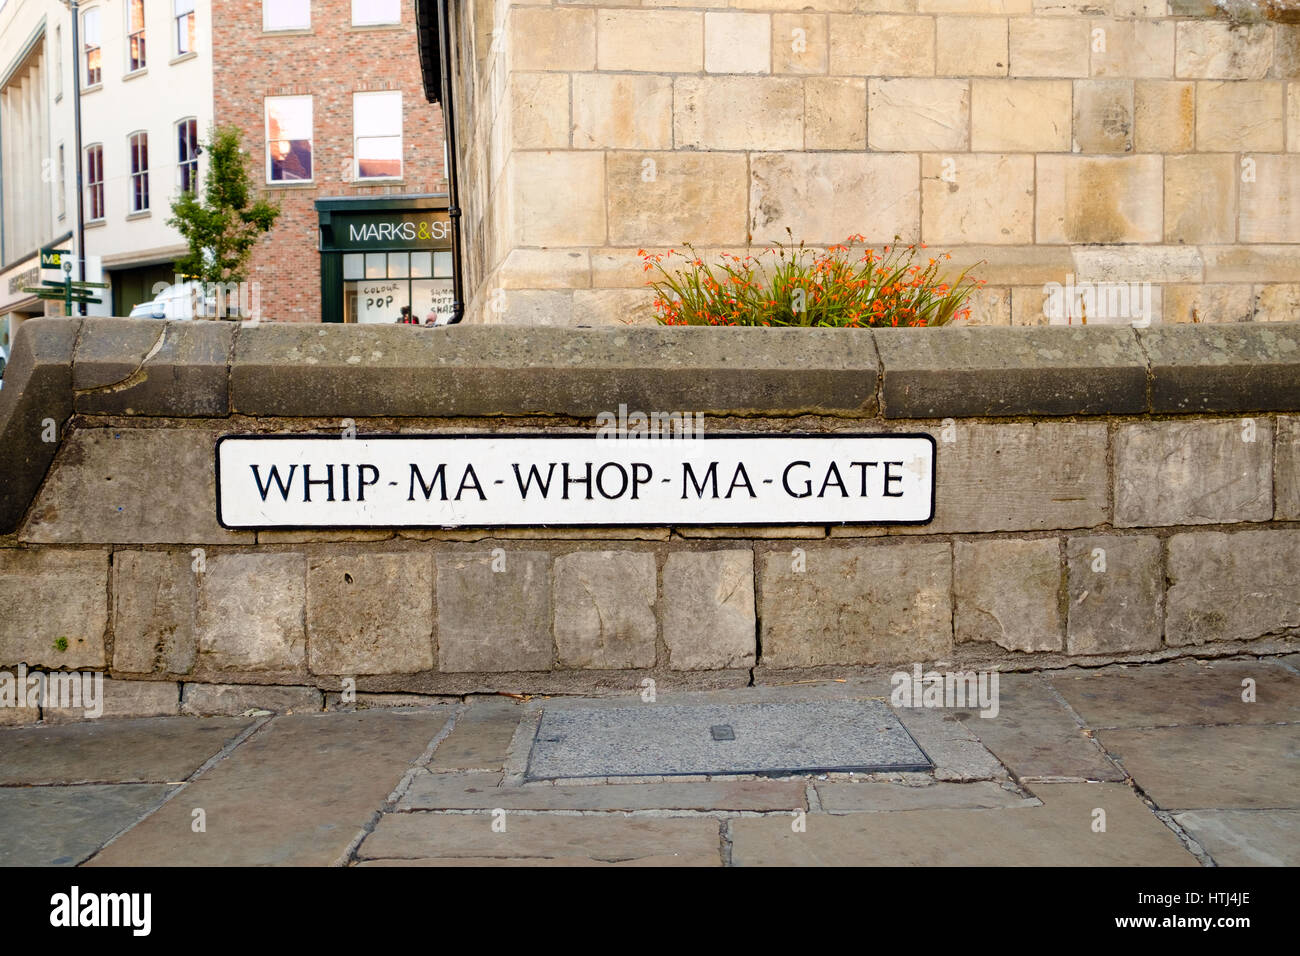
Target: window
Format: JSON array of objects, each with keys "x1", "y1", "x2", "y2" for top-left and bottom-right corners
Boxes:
[
  {"x1": 129, "y1": 131, "x2": 149, "y2": 212},
  {"x1": 58, "y1": 144, "x2": 66, "y2": 218},
  {"x1": 128, "y1": 0, "x2": 146, "y2": 72},
  {"x1": 353, "y1": 91, "x2": 402, "y2": 180},
  {"x1": 86, "y1": 144, "x2": 104, "y2": 220},
  {"x1": 55, "y1": 26, "x2": 63, "y2": 98},
  {"x1": 175, "y1": 0, "x2": 196, "y2": 55},
  {"x1": 265, "y1": 96, "x2": 312, "y2": 182},
  {"x1": 83, "y1": 9, "x2": 101, "y2": 87},
  {"x1": 263, "y1": 0, "x2": 310, "y2": 32},
  {"x1": 352, "y1": 0, "x2": 399, "y2": 25},
  {"x1": 178, "y1": 118, "x2": 199, "y2": 193}
]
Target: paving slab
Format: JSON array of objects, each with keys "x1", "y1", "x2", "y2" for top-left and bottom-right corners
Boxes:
[
  {"x1": 731, "y1": 783, "x2": 1198, "y2": 866},
  {"x1": 815, "y1": 780, "x2": 1038, "y2": 813},
  {"x1": 1097, "y1": 725, "x2": 1300, "y2": 810},
  {"x1": 892, "y1": 707, "x2": 1008, "y2": 782},
  {"x1": 429, "y1": 697, "x2": 525, "y2": 771},
  {"x1": 356, "y1": 854, "x2": 720, "y2": 867},
  {"x1": 1172, "y1": 810, "x2": 1300, "y2": 867},
  {"x1": 1049, "y1": 660, "x2": 1300, "y2": 728},
  {"x1": 0, "y1": 717, "x2": 254, "y2": 785},
  {"x1": 953, "y1": 673, "x2": 1124, "y2": 781},
  {"x1": 526, "y1": 700, "x2": 930, "y2": 780},
  {"x1": 358, "y1": 813, "x2": 721, "y2": 864},
  {"x1": 0, "y1": 784, "x2": 173, "y2": 866},
  {"x1": 399, "y1": 770, "x2": 807, "y2": 811},
  {"x1": 86, "y1": 710, "x2": 447, "y2": 866}
]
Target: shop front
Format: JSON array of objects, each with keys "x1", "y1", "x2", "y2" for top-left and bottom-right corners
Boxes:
[{"x1": 316, "y1": 195, "x2": 453, "y2": 325}]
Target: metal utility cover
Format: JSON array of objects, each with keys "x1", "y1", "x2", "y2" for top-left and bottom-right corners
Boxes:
[{"x1": 525, "y1": 700, "x2": 931, "y2": 780}]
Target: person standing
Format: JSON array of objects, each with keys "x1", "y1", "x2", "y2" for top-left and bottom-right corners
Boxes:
[{"x1": 397, "y1": 306, "x2": 417, "y2": 325}]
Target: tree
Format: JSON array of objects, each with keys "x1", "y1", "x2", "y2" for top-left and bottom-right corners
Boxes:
[{"x1": 167, "y1": 125, "x2": 280, "y2": 317}]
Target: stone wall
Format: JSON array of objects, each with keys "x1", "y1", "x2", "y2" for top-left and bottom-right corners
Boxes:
[
  {"x1": 444, "y1": 0, "x2": 1300, "y2": 327},
  {"x1": 0, "y1": 318, "x2": 1297, "y2": 705}
]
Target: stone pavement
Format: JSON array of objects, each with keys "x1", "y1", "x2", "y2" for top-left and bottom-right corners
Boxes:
[{"x1": 1, "y1": 655, "x2": 1296, "y2": 867}]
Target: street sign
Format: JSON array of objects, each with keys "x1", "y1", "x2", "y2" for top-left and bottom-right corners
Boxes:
[{"x1": 39, "y1": 246, "x2": 70, "y2": 269}]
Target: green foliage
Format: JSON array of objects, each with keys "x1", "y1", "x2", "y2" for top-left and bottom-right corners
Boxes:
[
  {"x1": 167, "y1": 126, "x2": 280, "y2": 289},
  {"x1": 53, "y1": 637, "x2": 68, "y2": 653}
]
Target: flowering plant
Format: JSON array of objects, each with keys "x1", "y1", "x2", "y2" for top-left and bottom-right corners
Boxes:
[{"x1": 640, "y1": 233, "x2": 984, "y2": 328}]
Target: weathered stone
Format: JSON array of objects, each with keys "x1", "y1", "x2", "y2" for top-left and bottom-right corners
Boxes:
[
  {"x1": 1096, "y1": 725, "x2": 1298, "y2": 810},
  {"x1": 0, "y1": 784, "x2": 173, "y2": 866},
  {"x1": 773, "y1": 13, "x2": 827, "y2": 74},
  {"x1": 1162, "y1": 284, "x2": 1254, "y2": 325},
  {"x1": 554, "y1": 551, "x2": 656, "y2": 669},
  {"x1": 1164, "y1": 154, "x2": 1237, "y2": 244},
  {"x1": 1165, "y1": 530, "x2": 1300, "y2": 644},
  {"x1": 437, "y1": 551, "x2": 552, "y2": 672},
  {"x1": 509, "y1": 7, "x2": 596, "y2": 72},
  {"x1": 948, "y1": 245, "x2": 1075, "y2": 286},
  {"x1": 1036, "y1": 155, "x2": 1164, "y2": 243},
  {"x1": 759, "y1": 541, "x2": 952, "y2": 667},
  {"x1": 1134, "y1": 80, "x2": 1195, "y2": 152},
  {"x1": 180, "y1": 682, "x2": 323, "y2": 716},
  {"x1": 1091, "y1": 18, "x2": 1175, "y2": 78},
  {"x1": 750, "y1": 152, "x2": 919, "y2": 244},
  {"x1": 1239, "y1": 154, "x2": 1300, "y2": 242},
  {"x1": 88, "y1": 711, "x2": 446, "y2": 865},
  {"x1": 509, "y1": 151, "x2": 606, "y2": 246},
  {"x1": 608, "y1": 152, "x2": 748, "y2": 246},
  {"x1": 0, "y1": 550, "x2": 108, "y2": 669},
  {"x1": 1254, "y1": 284, "x2": 1300, "y2": 322},
  {"x1": 0, "y1": 715, "x2": 254, "y2": 785},
  {"x1": 937, "y1": 16, "x2": 1007, "y2": 77},
  {"x1": 429, "y1": 696, "x2": 524, "y2": 770},
  {"x1": 72, "y1": 318, "x2": 233, "y2": 417},
  {"x1": 662, "y1": 550, "x2": 756, "y2": 669},
  {"x1": 571, "y1": 288, "x2": 657, "y2": 327},
  {"x1": 1009, "y1": 17, "x2": 1089, "y2": 77},
  {"x1": 43, "y1": 678, "x2": 179, "y2": 723},
  {"x1": 1175, "y1": 20, "x2": 1272, "y2": 80},
  {"x1": 970, "y1": 80, "x2": 1072, "y2": 151},
  {"x1": 960, "y1": 286, "x2": 1011, "y2": 326},
  {"x1": 1135, "y1": 323, "x2": 1300, "y2": 413},
  {"x1": 1278, "y1": 416, "x2": 1300, "y2": 520},
  {"x1": 112, "y1": 550, "x2": 198, "y2": 675},
  {"x1": 921, "y1": 153, "x2": 1034, "y2": 244},
  {"x1": 1072, "y1": 79, "x2": 1133, "y2": 153},
  {"x1": 1173, "y1": 811, "x2": 1300, "y2": 866},
  {"x1": 954, "y1": 538, "x2": 1063, "y2": 653},
  {"x1": 1066, "y1": 535, "x2": 1162, "y2": 655},
  {"x1": 195, "y1": 553, "x2": 308, "y2": 675},
  {"x1": 480, "y1": 290, "x2": 574, "y2": 327},
  {"x1": 816, "y1": 780, "x2": 1034, "y2": 812},
  {"x1": 307, "y1": 554, "x2": 435, "y2": 675},
  {"x1": 704, "y1": 11, "x2": 770, "y2": 73},
  {"x1": 597, "y1": 10, "x2": 703, "y2": 72},
  {"x1": 21, "y1": 428, "x2": 250, "y2": 545},
  {"x1": 1071, "y1": 245, "x2": 1203, "y2": 285},
  {"x1": 572, "y1": 74, "x2": 672, "y2": 150},
  {"x1": 0, "y1": 317, "x2": 78, "y2": 534},
  {"x1": 875, "y1": 325, "x2": 1147, "y2": 418},
  {"x1": 498, "y1": 249, "x2": 591, "y2": 289},
  {"x1": 869, "y1": 78, "x2": 970, "y2": 151},
  {"x1": 829, "y1": 14, "x2": 935, "y2": 76},
  {"x1": 804, "y1": 77, "x2": 866, "y2": 149},
  {"x1": 1196, "y1": 81, "x2": 1285, "y2": 151},
  {"x1": 1203, "y1": 245, "x2": 1300, "y2": 283},
  {"x1": 675, "y1": 76, "x2": 804, "y2": 150},
  {"x1": 510, "y1": 73, "x2": 570, "y2": 150}
]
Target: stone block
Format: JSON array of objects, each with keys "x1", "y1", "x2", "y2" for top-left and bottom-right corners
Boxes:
[
  {"x1": 553, "y1": 551, "x2": 657, "y2": 668},
  {"x1": 758, "y1": 541, "x2": 952, "y2": 667},
  {"x1": 1091, "y1": 18, "x2": 1175, "y2": 78},
  {"x1": 919, "y1": 0, "x2": 1029, "y2": 9},
  {"x1": 1136, "y1": 323, "x2": 1300, "y2": 413},
  {"x1": 1036, "y1": 155, "x2": 1163, "y2": 244},
  {"x1": 510, "y1": 73, "x2": 570, "y2": 150},
  {"x1": 509, "y1": 7, "x2": 596, "y2": 72},
  {"x1": 1175, "y1": 21, "x2": 1272, "y2": 80},
  {"x1": 436, "y1": 551, "x2": 552, "y2": 672},
  {"x1": 1203, "y1": 245, "x2": 1300, "y2": 283},
  {"x1": 1009, "y1": 17, "x2": 1089, "y2": 78},
  {"x1": 1164, "y1": 154, "x2": 1237, "y2": 245},
  {"x1": 937, "y1": 16, "x2": 1007, "y2": 77},
  {"x1": 921, "y1": 153, "x2": 1033, "y2": 245},
  {"x1": 1071, "y1": 245, "x2": 1203, "y2": 285},
  {"x1": 869, "y1": 78, "x2": 969, "y2": 151},
  {"x1": 571, "y1": 289, "x2": 658, "y2": 327},
  {"x1": 675, "y1": 76, "x2": 804, "y2": 150},
  {"x1": 662, "y1": 550, "x2": 756, "y2": 669},
  {"x1": 1162, "y1": 284, "x2": 1254, "y2": 325},
  {"x1": 43, "y1": 678, "x2": 179, "y2": 723},
  {"x1": 705, "y1": 12, "x2": 771, "y2": 73},
  {"x1": 805, "y1": 76, "x2": 866, "y2": 149},
  {"x1": 1254, "y1": 284, "x2": 1300, "y2": 322},
  {"x1": 1134, "y1": 80, "x2": 1195, "y2": 152},
  {"x1": 970, "y1": 79, "x2": 1072, "y2": 152},
  {"x1": 1066, "y1": 535, "x2": 1163, "y2": 655},
  {"x1": 598, "y1": 10, "x2": 703, "y2": 72},
  {"x1": 498, "y1": 249, "x2": 592, "y2": 290},
  {"x1": 0, "y1": 550, "x2": 108, "y2": 669},
  {"x1": 1166, "y1": 530, "x2": 1300, "y2": 645},
  {"x1": 196, "y1": 553, "x2": 308, "y2": 675},
  {"x1": 509, "y1": 152, "x2": 606, "y2": 247},
  {"x1": 829, "y1": 14, "x2": 935, "y2": 76},
  {"x1": 1278, "y1": 416, "x2": 1300, "y2": 520},
  {"x1": 572, "y1": 74, "x2": 673, "y2": 150},
  {"x1": 112, "y1": 550, "x2": 198, "y2": 675},
  {"x1": 1072, "y1": 79, "x2": 1134, "y2": 153},
  {"x1": 750, "y1": 152, "x2": 919, "y2": 244},
  {"x1": 1114, "y1": 420, "x2": 1273, "y2": 527},
  {"x1": 607, "y1": 152, "x2": 747, "y2": 247},
  {"x1": 955, "y1": 537, "x2": 1063, "y2": 653},
  {"x1": 1239, "y1": 154, "x2": 1300, "y2": 243},
  {"x1": 180, "y1": 682, "x2": 323, "y2": 716},
  {"x1": 307, "y1": 554, "x2": 435, "y2": 676},
  {"x1": 1196, "y1": 81, "x2": 1285, "y2": 151},
  {"x1": 773, "y1": 13, "x2": 828, "y2": 74}
]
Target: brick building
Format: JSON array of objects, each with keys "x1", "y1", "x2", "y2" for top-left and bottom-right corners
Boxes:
[{"x1": 215, "y1": 0, "x2": 450, "y2": 323}]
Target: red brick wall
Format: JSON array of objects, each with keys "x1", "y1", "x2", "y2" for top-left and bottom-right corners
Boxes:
[{"x1": 213, "y1": 1, "x2": 447, "y2": 322}]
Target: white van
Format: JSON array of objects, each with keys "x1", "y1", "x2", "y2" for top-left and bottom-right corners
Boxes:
[{"x1": 128, "y1": 281, "x2": 219, "y2": 320}]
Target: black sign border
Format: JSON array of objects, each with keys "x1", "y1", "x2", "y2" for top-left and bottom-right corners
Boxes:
[{"x1": 214, "y1": 431, "x2": 938, "y2": 531}]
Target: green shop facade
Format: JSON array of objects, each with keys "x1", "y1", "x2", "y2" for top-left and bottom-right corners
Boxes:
[{"x1": 316, "y1": 195, "x2": 453, "y2": 324}]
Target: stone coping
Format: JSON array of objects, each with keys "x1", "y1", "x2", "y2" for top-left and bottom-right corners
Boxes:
[{"x1": 2, "y1": 316, "x2": 1299, "y2": 532}]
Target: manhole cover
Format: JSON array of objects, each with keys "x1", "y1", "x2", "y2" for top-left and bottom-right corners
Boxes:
[{"x1": 525, "y1": 699, "x2": 931, "y2": 780}]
